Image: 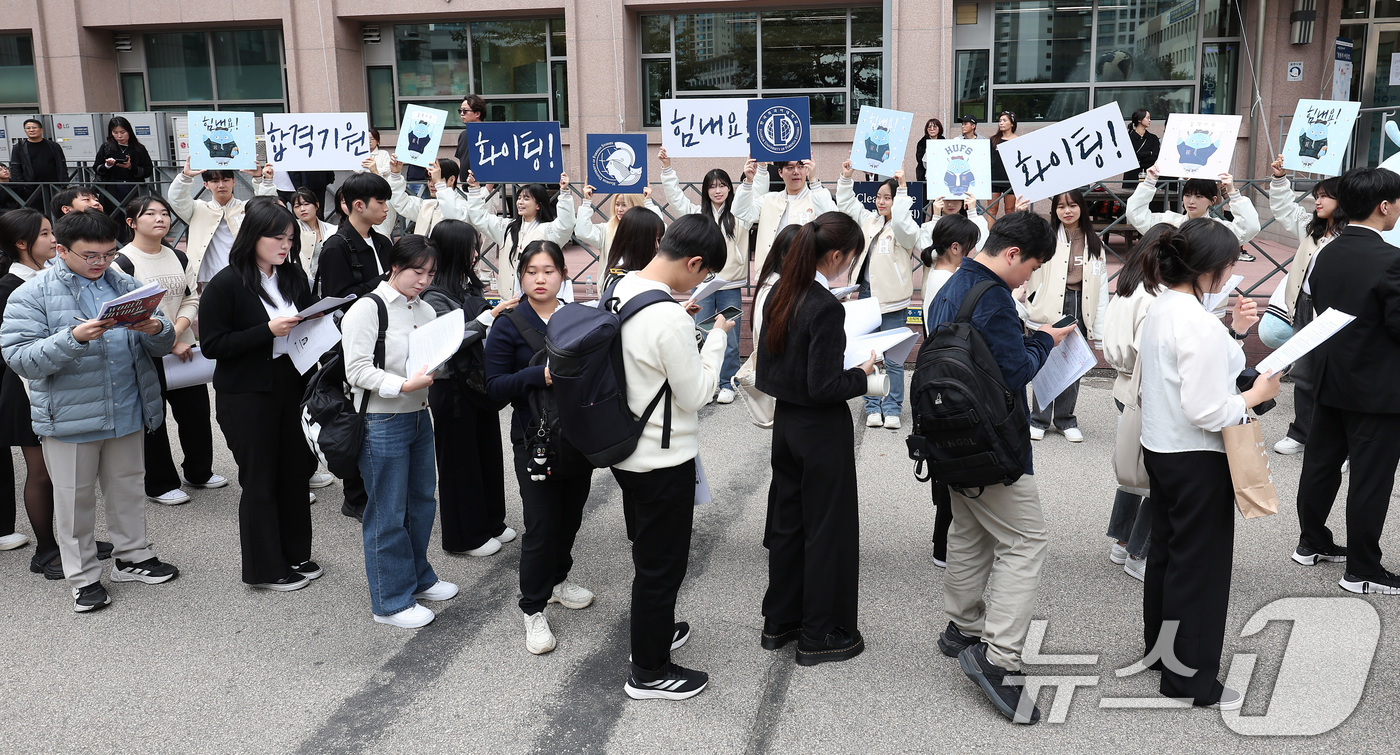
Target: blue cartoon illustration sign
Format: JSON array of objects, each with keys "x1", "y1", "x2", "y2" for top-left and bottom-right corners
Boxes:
[
  {"x1": 748, "y1": 97, "x2": 811, "y2": 162},
  {"x1": 849, "y1": 107, "x2": 914, "y2": 177},
  {"x1": 922, "y1": 139, "x2": 992, "y2": 200},
  {"x1": 188, "y1": 110, "x2": 256, "y2": 170},
  {"x1": 586, "y1": 134, "x2": 648, "y2": 194},
  {"x1": 1281, "y1": 99, "x2": 1360, "y2": 176},
  {"x1": 394, "y1": 105, "x2": 449, "y2": 169},
  {"x1": 1157, "y1": 113, "x2": 1241, "y2": 179},
  {"x1": 463, "y1": 122, "x2": 563, "y2": 183}
]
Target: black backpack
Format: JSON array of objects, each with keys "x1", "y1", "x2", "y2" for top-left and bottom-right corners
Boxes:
[
  {"x1": 544, "y1": 282, "x2": 678, "y2": 468},
  {"x1": 299, "y1": 294, "x2": 386, "y2": 478},
  {"x1": 503, "y1": 308, "x2": 593, "y2": 479},
  {"x1": 906, "y1": 280, "x2": 1029, "y2": 495}
]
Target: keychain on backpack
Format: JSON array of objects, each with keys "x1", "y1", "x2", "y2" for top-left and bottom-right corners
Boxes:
[{"x1": 527, "y1": 424, "x2": 554, "y2": 481}]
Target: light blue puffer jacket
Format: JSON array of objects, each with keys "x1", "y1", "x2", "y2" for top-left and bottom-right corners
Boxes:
[{"x1": 0, "y1": 260, "x2": 174, "y2": 438}]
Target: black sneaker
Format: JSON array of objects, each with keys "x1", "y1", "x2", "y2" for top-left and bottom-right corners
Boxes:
[
  {"x1": 96, "y1": 540, "x2": 113, "y2": 560},
  {"x1": 341, "y1": 502, "x2": 364, "y2": 522},
  {"x1": 795, "y1": 627, "x2": 865, "y2": 666},
  {"x1": 957, "y1": 643, "x2": 1040, "y2": 724},
  {"x1": 938, "y1": 621, "x2": 981, "y2": 658},
  {"x1": 30, "y1": 550, "x2": 64, "y2": 580},
  {"x1": 292, "y1": 561, "x2": 323, "y2": 580},
  {"x1": 628, "y1": 622, "x2": 692, "y2": 662},
  {"x1": 761, "y1": 619, "x2": 802, "y2": 650},
  {"x1": 624, "y1": 661, "x2": 709, "y2": 700},
  {"x1": 250, "y1": 572, "x2": 310, "y2": 592},
  {"x1": 1293, "y1": 543, "x2": 1347, "y2": 566},
  {"x1": 1339, "y1": 570, "x2": 1400, "y2": 595},
  {"x1": 73, "y1": 583, "x2": 111, "y2": 613},
  {"x1": 111, "y1": 557, "x2": 179, "y2": 584}
]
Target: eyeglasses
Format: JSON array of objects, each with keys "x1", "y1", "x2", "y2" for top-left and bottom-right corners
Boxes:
[{"x1": 77, "y1": 252, "x2": 118, "y2": 264}]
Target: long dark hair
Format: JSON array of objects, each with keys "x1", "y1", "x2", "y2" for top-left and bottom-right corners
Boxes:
[
  {"x1": 1115, "y1": 222, "x2": 1174, "y2": 297},
  {"x1": 1049, "y1": 189, "x2": 1103, "y2": 259},
  {"x1": 105, "y1": 116, "x2": 143, "y2": 149},
  {"x1": 923, "y1": 213, "x2": 979, "y2": 268},
  {"x1": 764, "y1": 212, "x2": 864, "y2": 354},
  {"x1": 606, "y1": 207, "x2": 665, "y2": 273},
  {"x1": 1306, "y1": 177, "x2": 1346, "y2": 242},
  {"x1": 429, "y1": 219, "x2": 484, "y2": 298},
  {"x1": 122, "y1": 195, "x2": 174, "y2": 240},
  {"x1": 700, "y1": 168, "x2": 737, "y2": 238},
  {"x1": 757, "y1": 224, "x2": 802, "y2": 289},
  {"x1": 506, "y1": 184, "x2": 558, "y2": 248},
  {"x1": 0, "y1": 208, "x2": 47, "y2": 267},
  {"x1": 387, "y1": 234, "x2": 439, "y2": 273},
  {"x1": 990, "y1": 111, "x2": 1018, "y2": 147},
  {"x1": 229, "y1": 199, "x2": 307, "y2": 306},
  {"x1": 1139, "y1": 218, "x2": 1239, "y2": 299}
]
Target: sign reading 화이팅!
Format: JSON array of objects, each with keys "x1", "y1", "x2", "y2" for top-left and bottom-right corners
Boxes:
[
  {"x1": 997, "y1": 102, "x2": 1140, "y2": 204},
  {"x1": 464, "y1": 122, "x2": 564, "y2": 183}
]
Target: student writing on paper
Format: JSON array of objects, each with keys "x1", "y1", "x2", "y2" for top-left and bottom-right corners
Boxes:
[
  {"x1": 1127, "y1": 166, "x2": 1260, "y2": 262},
  {"x1": 1296, "y1": 167, "x2": 1400, "y2": 595},
  {"x1": 836, "y1": 161, "x2": 919, "y2": 429},
  {"x1": 386, "y1": 157, "x2": 466, "y2": 237},
  {"x1": 461, "y1": 170, "x2": 574, "y2": 300},
  {"x1": 733, "y1": 157, "x2": 833, "y2": 278},
  {"x1": 118, "y1": 195, "x2": 226, "y2": 506},
  {"x1": 166, "y1": 157, "x2": 278, "y2": 286},
  {"x1": 1137, "y1": 219, "x2": 1280, "y2": 710},
  {"x1": 342, "y1": 235, "x2": 459, "y2": 629},
  {"x1": 199, "y1": 201, "x2": 319, "y2": 593}
]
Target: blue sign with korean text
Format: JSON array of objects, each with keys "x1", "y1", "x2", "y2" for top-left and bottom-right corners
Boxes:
[
  {"x1": 586, "y1": 133, "x2": 648, "y2": 194},
  {"x1": 853, "y1": 180, "x2": 925, "y2": 225},
  {"x1": 747, "y1": 97, "x2": 811, "y2": 162},
  {"x1": 464, "y1": 122, "x2": 563, "y2": 183}
]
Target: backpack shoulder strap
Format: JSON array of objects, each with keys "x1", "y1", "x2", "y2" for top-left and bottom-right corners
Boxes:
[
  {"x1": 616, "y1": 289, "x2": 679, "y2": 322},
  {"x1": 502, "y1": 307, "x2": 545, "y2": 355},
  {"x1": 956, "y1": 280, "x2": 999, "y2": 324},
  {"x1": 173, "y1": 249, "x2": 189, "y2": 271},
  {"x1": 351, "y1": 292, "x2": 389, "y2": 416},
  {"x1": 114, "y1": 253, "x2": 135, "y2": 277}
]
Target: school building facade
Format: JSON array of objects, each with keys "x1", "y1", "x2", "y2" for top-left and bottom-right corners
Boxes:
[{"x1": 0, "y1": 0, "x2": 1365, "y2": 185}]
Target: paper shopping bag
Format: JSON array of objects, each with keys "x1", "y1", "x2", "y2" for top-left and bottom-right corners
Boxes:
[{"x1": 1222, "y1": 418, "x2": 1279, "y2": 519}]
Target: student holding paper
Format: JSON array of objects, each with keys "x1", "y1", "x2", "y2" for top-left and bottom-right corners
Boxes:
[
  {"x1": 1295, "y1": 167, "x2": 1400, "y2": 594},
  {"x1": 756, "y1": 212, "x2": 876, "y2": 667},
  {"x1": 733, "y1": 157, "x2": 834, "y2": 278},
  {"x1": 200, "y1": 201, "x2": 320, "y2": 593},
  {"x1": 461, "y1": 171, "x2": 574, "y2": 300},
  {"x1": 1137, "y1": 218, "x2": 1280, "y2": 710},
  {"x1": 386, "y1": 158, "x2": 467, "y2": 237},
  {"x1": 342, "y1": 235, "x2": 458, "y2": 628},
  {"x1": 836, "y1": 161, "x2": 919, "y2": 429},
  {"x1": 118, "y1": 195, "x2": 226, "y2": 506}
]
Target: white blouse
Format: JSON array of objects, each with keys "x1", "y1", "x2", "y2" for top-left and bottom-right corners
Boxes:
[{"x1": 1139, "y1": 287, "x2": 1247, "y2": 454}]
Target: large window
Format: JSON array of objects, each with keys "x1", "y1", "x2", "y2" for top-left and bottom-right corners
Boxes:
[
  {"x1": 140, "y1": 30, "x2": 286, "y2": 115},
  {"x1": 975, "y1": 0, "x2": 1240, "y2": 122},
  {"x1": 640, "y1": 8, "x2": 884, "y2": 127},
  {"x1": 0, "y1": 34, "x2": 38, "y2": 113},
  {"x1": 378, "y1": 19, "x2": 568, "y2": 128}
]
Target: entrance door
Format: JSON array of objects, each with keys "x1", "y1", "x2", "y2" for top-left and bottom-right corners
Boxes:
[{"x1": 1360, "y1": 24, "x2": 1400, "y2": 166}]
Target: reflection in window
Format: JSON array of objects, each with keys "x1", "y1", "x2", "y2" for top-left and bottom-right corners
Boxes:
[
  {"x1": 146, "y1": 32, "x2": 214, "y2": 102},
  {"x1": 0, "y1": 34, "x2": 37, "y2": 106},
  {"x1": 955, "y1": 50, "x2": 989, "y2": 121},
  {"x1": 1200, "y1": 41, "x2": 1238, "y2": 114},
  {"x1": 1201, "y1": 0, "x2": 1243, "y2": 36},
  {"x1": 852, "y1": 53, "x2": 882, "y2": 118},
  {"x1": 993, "y1": 2, "x2": 1091, "y2": 85},
  {"x1": 1094, "y1": 86, "x2": 1193, "y2": 118},
  {"x1": 472, "y1": 20, "x2": 549, "y2": 97},
  {"x1": 1094, "y1": 0, "x2": 1195, "y2": 82},
  {"x1": 395, "y1": 24, "x2": 471, "y2": 98},
  {"x1": 761, "y1": 10, "x2": 847, "y2": 90},
  {"x1": 675, "y1": 12, "x2": 756, "y2": 91},
  {"x1": 213, "y1": 30, "x2": 285, "y2": 101},
  {"x1": 994, "y1": 89, "x2": 1090, "y2": 122}
]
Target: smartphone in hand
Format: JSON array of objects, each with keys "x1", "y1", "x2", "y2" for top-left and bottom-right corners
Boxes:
[{"x1": 1053, "y1": 315, "x2": 1076, "y2": 328}]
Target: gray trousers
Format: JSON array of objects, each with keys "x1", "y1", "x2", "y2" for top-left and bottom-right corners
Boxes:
[{"x1": 44, "y1": 432, "x2": 154, "y2": 591}]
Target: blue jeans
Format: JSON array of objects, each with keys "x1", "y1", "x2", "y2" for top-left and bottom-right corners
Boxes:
[
  {"x1": 693, "y1": 287, "x2": 742, "y2": 387},
  {"x1": 863, "y1": 309, "x2": 908, "y2": 417},
  {"x1": 359, "y1": 410, "x2": 440, "y2": 616}
]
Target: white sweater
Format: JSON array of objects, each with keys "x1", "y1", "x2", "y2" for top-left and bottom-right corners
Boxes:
[
  {"x1": 612, "y1": 272, "x2": 726, "y2": 473},
  {"x1": 342, "y1": 281, "x2": 439, "y2": 414},
  {"x1": 1139, "y1": 288, "x2": 1246, "y2": 454}
]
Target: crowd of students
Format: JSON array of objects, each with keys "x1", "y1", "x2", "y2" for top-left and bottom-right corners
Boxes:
[{"x1": 0, "y1": 106, "x2": 1392, "y2": 724}]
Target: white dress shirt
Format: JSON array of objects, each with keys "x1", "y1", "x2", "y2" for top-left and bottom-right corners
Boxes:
[{"x1": 1139, "y1": 287, "x2": 1247, "y2": 454}]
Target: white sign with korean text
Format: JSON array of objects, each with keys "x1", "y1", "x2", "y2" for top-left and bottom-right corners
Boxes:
[
  {"x1": 264, "y1": 113, "x2": 372, "y2": 171},
  {"x1": 1157, "y1": 113, "x2": 1241, "y2": 179},
  {"x1": 999, "y1": 102, "x2": 1140, "y2": 204},
  {"x1": 661, "y1": 99, "x2": 750, "y2": 158}
]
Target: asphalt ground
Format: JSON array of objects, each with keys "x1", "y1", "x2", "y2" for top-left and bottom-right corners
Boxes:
[{"x1": 1, "y1": 377, "x2": 1397, "y2": 753}]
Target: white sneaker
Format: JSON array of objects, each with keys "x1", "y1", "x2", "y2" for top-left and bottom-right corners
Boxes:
[
  {"x1": 1029, "y1": 425, "x2": 1046, "y2": 441},
  {"x1": 309, "y1": 492, "x2": 317, "y2": 504},
  {"x1": 1124, "y1": 555, "x2": 1146, "y2": 582},
  {"x1": 148, "y1": 489, "x2": 191, "y2": 506},
  {"x1": 496, "y1": 527, "x2": 518, "y2": 544},
  {"x1": 374, "y1": 604, "x2": 435, "y2": 629},
  {"x1": 549, "y1": 581, "x2": 595, "y2": 609},
  {"x1": 1273, "y1": 437, "x2": 1304, "y2": 455},
  {"x1": 1063, "y1": 427, "x2": 1084, "y2": 442},
  {"x1": 1206, "y1": 687, "x2": 1244, "y2": 711},
  {"x1": 183, "y1": 474, "x2": 229, "y2": 489},
  {"x1": 1109, "y1": 542, "x2": 1129, "y2": 565},
  {"x1": 716, "y1": 387, "x2": 736, "y2": 404},
  {"x1": 866, "y1": 413, "x2": 883, "y2": 428},
  {"x1": 0, "y1": 532, "x2": 29, "y2": 550},
  {"x1": 524, "y1": 611, "x2": 557, "y2": 654},
  {"x1": 463, "y1": 538, "x2": 502, "y2": 557},
  {"x1": 413, "y1": 580, "x2": 459, "y2": 601},
  {"x1": 308, "y1": 472, "x2": 336, "y2": 489},
  {"x1": 932, "y1": 554, "x2": 947, "y2": 569},
  {"x1": 883, "y1": 415, "x2": 902, "y2": 430}
]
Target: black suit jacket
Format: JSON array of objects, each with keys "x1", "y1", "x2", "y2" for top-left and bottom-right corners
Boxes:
[
  {"x1": 199, "y1": 265, "x2": 315, "y2": 394},
  {"x1": 1308, "y1": 225, "x2": 1400, "y2": 414},
  {"x1": 10, "y1": 139, "x2": 67, "y2": 184},
  {"x1": 315, "y1": 223, "x2": 390, "y2": 299},
  {"x1": 755, "y1": 280, "x2": 867, "y2": 406}
]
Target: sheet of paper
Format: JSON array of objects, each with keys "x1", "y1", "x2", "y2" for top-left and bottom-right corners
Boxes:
[
  {"x1": 686, "y1": 275, "x2": 730, "y2": 305},
  {"x1": 1256, "y1": 307, "x2": 1356, "y2": 376},
  {"x1": 844, "y1": 328, "x2": 920, "y2": 370},
  {"x1": 694, "y1": 456, "x2": 712, "y2": 506},
  {"x1": 1200, "y1": 274, "x2": 1245, "y2": 315},
  {"x1": 296, "y1": 295, "x2": 357, "y2": 319},
  {"x1": 408, "y1": 309, "x2": 466, "y2": 376},
  {"x1": 830, "y1": 285, "x2": 860, "y2": 299},
  {"x1": 1032, "y1": 330, "x2": 1098, "y2": 412},
  {"x1": 285, "y1": 315, "x2": 342, "y2": 375},
  {"x1": 842, "y1": 297, "x2": 883, "y2": 342},
  {"x1": 161, "y1": 347, "x2": 215, "y2": 390}
]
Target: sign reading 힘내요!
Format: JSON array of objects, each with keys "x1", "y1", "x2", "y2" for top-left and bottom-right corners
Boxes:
[
  {"x1": 1282, "y1": 99, "x2": 1361, "y2": 177},
  {"x1": 923, "y1": 139, "x2": 992, "y2": 200},
  {"x1": 188, "y1": 111, "x2": 256, "y2": 171},
  {"x1": 748, "y1": 97, "x2": 811, "y2": 162},
  {"x1": 586, "y1": 134, "x2": 648, "y2": 194},
  {"x1": 464, "y1": 122, "x2": 563, "y2": 183},
  {"x1": 264, "y1": 113, "x2": 371, "y2": 171},
  {"x1": 661, "y1": 99, "x2": 749, "y2": 158},
  {"x1": 1157, "y1": 113, "x2": 1242, "y2": 179},
  {"x1": 998, "y1": 102, "x2": 1140, "y2": 204},
  {"x1": 850, "y1": 106, "x2": 914, "y2": 178}
]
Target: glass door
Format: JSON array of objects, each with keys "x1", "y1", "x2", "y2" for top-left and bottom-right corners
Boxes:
[{"x1": 1361, "y1": 24, "x2": 1400, "y2": 166}]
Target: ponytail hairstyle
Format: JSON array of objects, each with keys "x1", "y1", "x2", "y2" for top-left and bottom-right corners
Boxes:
[
  {"x1": 756, "y1": 223, "x2": 802, "y2": 289},
  {"x1": 228, "y1": 199, "x2": 307, "y2": 306},
  {"x1": 1138, "y1": 218, "x2": 1239, "y2": 299},
  {"x1": 1115, "y1": 222, "x2": 1174, "y2": 297},
  {"x1": 764, "y1": 211, "x2": 865, "y2": 354},
  {"x1": 1130, "y1": 108, "x2": 1150, "y2": 128},
  {"x1": 429, "y1": 219, "x2": 484, "y2": 298},
  {"x1": 922, "y1": 213, "x2": 980, "y2": 268},
  {"x1": 700, "y1": 168, "x2": 737, "y2": 238},
  {"x1": 0, "y1": 208, "x2": 48, "y2": 268},
  {"x1": 1306, "y1": 177, "x2": 1346, "y2": 242},
  {"x1": 605, "y1": 206, "x2": 665, "y2": 273},
  {"x1": 1049, "y1": 189, "x2": 1104, "y2": 259}
]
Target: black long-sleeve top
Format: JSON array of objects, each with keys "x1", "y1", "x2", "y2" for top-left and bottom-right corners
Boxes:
[{"x1": 755, "y1": 280, "x2": 867, "y2": 406}]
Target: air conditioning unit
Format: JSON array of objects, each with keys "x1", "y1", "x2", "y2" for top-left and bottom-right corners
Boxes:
[
  {"x1": 363, "y1": 25, "x2": 382, "y2": 45},
  {"x1": 114, "y1": 34, "x2": 133, "y2": 53}
]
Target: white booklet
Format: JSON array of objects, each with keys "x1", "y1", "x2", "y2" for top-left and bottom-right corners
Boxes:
[
  {"x1": 407, "y1": 309, "x2": 466, "y2": 376},
  {"x1": 1201, "y1": 274, "x2": 1245, "y2": 316},
  {"x1": 284, "y1": 315, "x2": 342, "y2": 375},
  {"x1": 160, "y1": 346, "x2": 215, "y2": 390},
  {"x1": 1031, "y1": 329, "x2": 1098, "y2": 411},
  {"x1": 842, "y1": 297, "x2": 883, "y2": 342},
  {"x1": 295, "y1": 295, "x2": 356, "y2": 319},
  {"x1": 1255, "y1": 307, "x2": 1356, "y2": 376},
  {"x1": 844, "y1": 328, "x2": 919, "y2": 370}
]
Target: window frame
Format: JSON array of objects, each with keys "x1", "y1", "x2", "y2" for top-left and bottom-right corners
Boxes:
[
  {"x1": 0, "y1": 33, "x2": 40, "y2": 111},
  {"x1": 138, "y1": 29, "x2": 288, "y2": 114}
]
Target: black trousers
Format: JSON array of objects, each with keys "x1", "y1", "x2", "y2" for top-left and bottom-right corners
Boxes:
[
  {"x1": 763, "y1": 400, "x2": 860, "y2": 640},
  {"x1": 1297, "y1": 404, "x2": 1400, "y2": 578},
  {"x1": 931, "y1": 481, "x2": 953, "y2": 562},
  {"x1": 613, "y1": 459, "x2": 696, "y2": 672},
  {"x1": 512, "y1": 440, "x2": 590, "y2": 614},
  {"x1": 144, "y1": 360, "x2": 214, "y2": 495},
  {"x1": 429, "y1": 380, "x2": 507, "y2": 551},
  {"x1": 215, "y1": 363, "x2": 314, "y2": 584},
  {"x1": 1142, "y1": 449, "x2": 1234, "y2": 705},
  {"x1": 1286, "y1": 295, "x2": 1316, "y2": 444}
]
